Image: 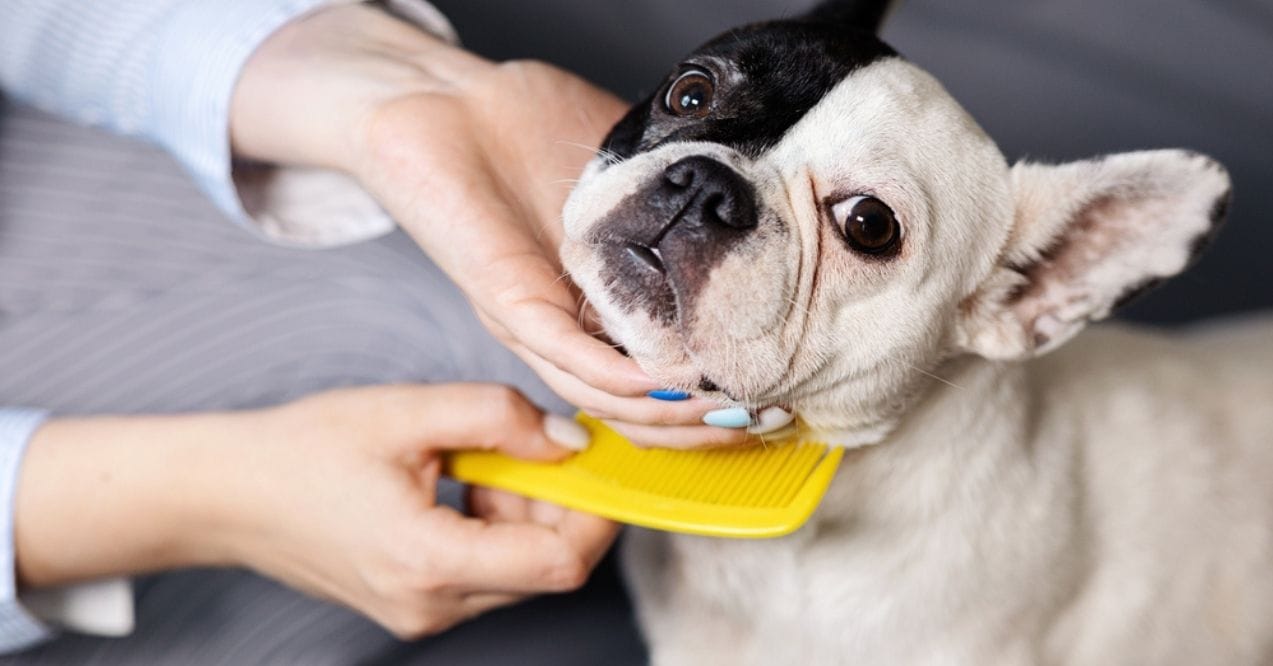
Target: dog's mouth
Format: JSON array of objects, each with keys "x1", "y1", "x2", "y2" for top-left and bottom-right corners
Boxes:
[{"x1": 623, "y1": 241, "x2": 666, "y2": 275}]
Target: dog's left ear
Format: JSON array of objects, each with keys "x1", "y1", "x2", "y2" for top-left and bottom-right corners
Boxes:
[
  {"x1": 803, "y1": 0, "x2": 901, "y2": 34},
  {"x1": 955, "y1": 149, "x2": 1231, "y2": 360}
]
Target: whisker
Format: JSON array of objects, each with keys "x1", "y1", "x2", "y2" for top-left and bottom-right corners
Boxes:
[
  {"x1": 905, "y1": 362, "x2": 965, "y2": 390},
  {"x1": 554, "y1": 140, "x2": 622, "y2": 164},
  {"x1": 551, "y1": 270, "x2": 573, "y2": 287}
]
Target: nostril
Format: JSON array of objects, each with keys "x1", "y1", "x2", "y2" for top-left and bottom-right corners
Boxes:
[
  {"x1": 704, "y1": 192, "x2": 727, "y2": 224},
  {"x1": 706, "y1": 190, "x2": 756, "y2": 230},
  {"x1": 660, "y1": 156, "x2": 758, "y2": 231},
  {"x1": 663, "y1": 161, "x2": 696, "y2": 189}
]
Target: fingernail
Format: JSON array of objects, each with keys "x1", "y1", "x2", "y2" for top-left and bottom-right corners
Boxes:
[
  {"x1": 647, "y1": 389, "x2": 691, "y2": 401},
  {"x1": 747, "y1": 406, "x2": 795, "y2": 435},
  {"x1": 702, "y1": 407, "x2": 751, "y2": 429},
  {"x1": 544, "y1": 414, "x2": 590, "y2": 451}
]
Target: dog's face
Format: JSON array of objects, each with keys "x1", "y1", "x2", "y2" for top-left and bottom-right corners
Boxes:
[{"x1": 562, "y1": 3, "x2": 1231, "y2": 444}]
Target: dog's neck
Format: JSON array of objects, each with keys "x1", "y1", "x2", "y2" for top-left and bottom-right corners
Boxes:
[{"x1": 815, "y1": 356, "x2": 1045, "y2": 528}]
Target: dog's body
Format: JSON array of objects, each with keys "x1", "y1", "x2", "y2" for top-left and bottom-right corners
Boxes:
[
  {"x1": 626, "y1": 320, "x2": 1273, "y2": 665},
  {"x1": 558, "y1": 1, "x2": 1273, "y2": 662}
]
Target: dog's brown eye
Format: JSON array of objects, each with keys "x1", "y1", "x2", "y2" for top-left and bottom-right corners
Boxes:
[
  {"x1": 832, "y1": 195, "x2": 900, "y2": 255},
  {"x1": 664, "y1": 70, "x2": 714, "y2": 118}
]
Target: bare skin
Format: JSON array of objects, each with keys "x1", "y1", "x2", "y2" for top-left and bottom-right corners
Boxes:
[
  {"x1": 229, "y1": 4, "x2": 746, "y2": 448},
  {"x1": 16, "y1": 384, "x2": 615, "y2": 639}
]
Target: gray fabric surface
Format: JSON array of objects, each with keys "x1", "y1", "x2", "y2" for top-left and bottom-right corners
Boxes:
[{"x1": 0, "y1": 103, "x2": 645, "y2": 664}]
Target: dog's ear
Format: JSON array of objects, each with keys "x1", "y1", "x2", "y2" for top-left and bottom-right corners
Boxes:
[
  {"x1": 955, "y1": 149, "x2": 1231, "y2": 360},
  {"x1": 803, "y1": 0, "x2": 901, "y2": 34}
]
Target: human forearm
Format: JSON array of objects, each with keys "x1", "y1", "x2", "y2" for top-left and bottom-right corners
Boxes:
[
  {"x1": 14, "y1": 412, "x2": 249, "y2": 589},
  {"x1": 9, "y1": 384, "x2": 614, "y2": 640},
  {"x1": 0, "y1": 0, "x2": 342, "y2": 214},
  {"x1": 230, "y1": 2, "x2": 482, "y2": 172}
]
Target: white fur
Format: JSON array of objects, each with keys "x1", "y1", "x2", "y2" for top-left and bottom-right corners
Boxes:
[{"x1": 562, "y1": 57, "x2": 1270, "y2": 664}]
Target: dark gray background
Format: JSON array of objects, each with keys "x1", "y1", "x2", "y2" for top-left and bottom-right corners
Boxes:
[
  {"x1": 3, "y1": 3, "x2": 1267, "y2": 664},
  {"x1": 432, "y1": 0, "x2": 1273, "y2": 324}
]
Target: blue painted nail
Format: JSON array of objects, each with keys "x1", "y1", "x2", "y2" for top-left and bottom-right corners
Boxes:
[
  {"x1": 648, "y1": 389, "x2": 691, "y2": 401},
  {"x1": 702, "y1": 407, "x2": 752, "y2": 429}
]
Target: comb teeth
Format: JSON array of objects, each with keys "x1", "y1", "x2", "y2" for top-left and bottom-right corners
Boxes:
[
  {"x1": 446, "y1": 413, "x2": 843, "y2": 538},
  {"x1": 568, "y1": 425, "x2": 827, "y2": 508}
]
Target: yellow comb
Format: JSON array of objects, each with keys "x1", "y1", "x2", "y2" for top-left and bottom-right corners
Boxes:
[{"x1": 447, "y1": 413, "x2": 843, "y2": 538}]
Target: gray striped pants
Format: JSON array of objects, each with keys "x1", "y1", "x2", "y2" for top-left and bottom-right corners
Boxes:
[{"x1": 0, "y1": 101, "x2": 645, "y2": 664}]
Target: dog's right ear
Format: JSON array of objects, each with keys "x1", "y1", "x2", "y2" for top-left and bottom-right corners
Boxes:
[
  {"x1": 953, "y1": 149, "x2": 1231, "y2": 361},
  {"x1": 803, "y1": 0, "x2": 901, "y2": 34}
]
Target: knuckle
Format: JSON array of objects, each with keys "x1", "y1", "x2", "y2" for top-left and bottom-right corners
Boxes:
[
  {"x1": 548, "y1": 554, "x2": 590, "y2": 591},
  {"x1": 390, "y1": 551, "x2": 447, "y2": 596},
  {"x1": 386, "y1": 608, "x2": 447, "y2": 640},
  {"x1": 406, "y1": 568, "x2": 448, "y2": 595},
  {"x1": 482, "y1": 385, "x2": 530, "y2": 422}
]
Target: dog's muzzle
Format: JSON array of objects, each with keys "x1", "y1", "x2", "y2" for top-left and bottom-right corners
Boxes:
[
  {"x1": 637, "y1": 156, "x2": 757, "y2": 262},
  {"x1": 596, "y1": 156, "x2": 759, "y2": 323}
]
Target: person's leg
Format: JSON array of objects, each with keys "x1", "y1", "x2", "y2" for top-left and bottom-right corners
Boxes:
[{"x1": 0, "y1": 101, "x2": 644, "y2": 665}]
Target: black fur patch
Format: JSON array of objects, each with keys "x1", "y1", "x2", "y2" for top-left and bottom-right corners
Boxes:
[
  {"x1": 805, "y1": 0, "x2": 895, "y2": 34},
  {"x1": 1112, "y1": 276, "x2": 1166, "y2": 311},
  {"x1": 601, "y1": 20, "x2": 897, "y2": 162},
  {"x1": 1187, "y1": 187, "x2": 1231, "y2": 265}
]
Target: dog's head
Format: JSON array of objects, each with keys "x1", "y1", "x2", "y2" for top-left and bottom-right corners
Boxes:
[{"x1": 561, "y1": 1, "x2": 1231, "y2": 445}]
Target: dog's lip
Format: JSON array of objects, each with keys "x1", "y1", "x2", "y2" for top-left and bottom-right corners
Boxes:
[{"x1": 623, "y1": 242, "x2": 666, "y2": 274}]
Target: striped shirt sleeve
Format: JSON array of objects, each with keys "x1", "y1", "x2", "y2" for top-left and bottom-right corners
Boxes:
[
  {"x1": 0, "y1": 0, "x2": 456, "y2": 651},
  {"x1": 0, "y1": 0, "x2": 457, "y2": 248},
  {"x1": 0, "y1": 409, "x2": 54, "y2": 652}
]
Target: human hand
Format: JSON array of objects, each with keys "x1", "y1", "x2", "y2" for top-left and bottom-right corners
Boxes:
[
  {"x1": 222, "y1": 384, "x2": 617, "y2": 638},
  {"x1": 17, "y1": 384, "x2": 616, "y2": 639},
  {"x1": 230, "y1": 5, "x2": 756, "y2": 447}
]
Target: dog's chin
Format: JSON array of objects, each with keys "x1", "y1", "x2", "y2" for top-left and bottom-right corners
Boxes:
[{"x1": 616, "y1": 322, "x2": 798, "y2": 406}]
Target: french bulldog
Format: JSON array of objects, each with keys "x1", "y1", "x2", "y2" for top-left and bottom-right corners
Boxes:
[{"x1": 559, "y1": 1, "x2": 1273, "y2": 664}]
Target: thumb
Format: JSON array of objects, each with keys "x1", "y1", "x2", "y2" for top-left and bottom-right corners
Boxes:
[{"x1": 381, "y1": 384, "x2": 590, "y2": 461}]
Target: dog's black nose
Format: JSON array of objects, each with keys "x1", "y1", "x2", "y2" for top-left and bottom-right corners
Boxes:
[{"x1": 660, "y1": 156, "x2": 758, "y2": 232}]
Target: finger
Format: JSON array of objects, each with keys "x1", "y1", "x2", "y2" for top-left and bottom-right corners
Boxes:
[
  {"x1": 496, "y1": 297, "x2": 659, "y2": 397},
  {"x1": 459, "y1": 592, "x2": 525, "y2": 619},
  {"x1": 467, "y1": 486, "x2": 533, "y2": 524},
  {"x1": 371, "y1": 384, "x2": 588, "y2": 461},
  {"x1": 426, "y1": 510, "x2": 610, "y2": 594},
  {"x1": 429, "y1": 215, "x2": 655, "y2": 398},
  {"x1": 514, "y1": 345, "x2": 716, "y2": 425},
  {"x1": 550, "y1": 509, "x2": 620, "y2": 572},
  {"x1": 603, "y1": 419, "x2": 751, "y2": 450},
  {"x1": 468, "y1": 487, "x2": 574, "y2": 530}
]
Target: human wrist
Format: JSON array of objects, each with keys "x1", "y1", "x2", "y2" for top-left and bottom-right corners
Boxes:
[
  {"x1": 14, "y1": 413, "x2": 248, "y2": 588},
  {"x1": 231, "y1": 2, "x2": 485, "y2": 174}
]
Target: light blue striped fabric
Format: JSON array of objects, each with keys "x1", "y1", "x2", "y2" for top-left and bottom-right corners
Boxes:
[
  {"x1": 0, "y1": 410, "x2": 53, "y2": 651},
  {"x1": 0, "y1": 0, "x2": 369, "y2": 652},
  {"x1": 0, "y1": 0, "x2": 344, "y2": 226}
]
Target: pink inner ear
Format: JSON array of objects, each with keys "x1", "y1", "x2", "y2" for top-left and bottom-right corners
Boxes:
[
  {"x1": 960, "y1": 150, "x2": 1230, "y2": 359},
  {"x1": 1004, "y1": 193, "x2": 1195, "y2": 349}
]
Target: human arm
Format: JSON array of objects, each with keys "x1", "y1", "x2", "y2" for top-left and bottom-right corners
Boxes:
[
  {"x1": 0, "y1": 0, "x2": 750, "y2": 444},
  {"x1": 10, "y1": 384, "x2": 614, "y2": 643},
  {"x1": 231, "y1": 4, "x2": 753, "y2": 446}
]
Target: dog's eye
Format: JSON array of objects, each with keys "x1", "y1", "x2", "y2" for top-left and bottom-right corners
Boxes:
[
  {"x1": 832, "y1": 196, "x2": 901, "y2": 255},
  {"x1": 664, "y1": 70, "x2": 714, "y2": 118}
]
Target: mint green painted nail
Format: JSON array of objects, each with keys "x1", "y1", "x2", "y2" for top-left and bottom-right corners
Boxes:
[{"x1": 702, "y1": 407, "x2": 751, "y2": 429}]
